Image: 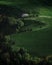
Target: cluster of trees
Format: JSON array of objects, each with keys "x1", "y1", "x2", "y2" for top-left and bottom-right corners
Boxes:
[
  {"x1": 0, "y1": 14, "x2": 20, "y2": 35},
  {"x1": 0, "y1": 36, "x2": 52, "y2": 65},
  {"x1": 0, "y1": 14, "x2": 45, "y2": 34},
  {"x1": 0, "y1": 14, "x2": 32, "y2": 34}
]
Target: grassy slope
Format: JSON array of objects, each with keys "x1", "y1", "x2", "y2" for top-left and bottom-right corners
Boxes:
[
  {"x1": 0, "y1": 1, "x2": 52, "y2": 56},
  {"x1": 11, "y1": 18, "x2": 52, "y2": 56},
  {"x1": 7, "y1": 1, "x2": 52, "y2": 56}
]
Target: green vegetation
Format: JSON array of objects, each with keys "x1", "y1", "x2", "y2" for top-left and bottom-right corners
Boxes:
[
  {"x1": 11, "y1": 18, "x2": 52, "y2": 56},
  {"x1": 0, "y1": 0, "x2": 52, "y2": 65},
  {"x1": 0, "y1": 39, "x2": 52, "y2": 65},
  {"x1": 0, "y1": 2, "x2": 51, "y2": 56}
]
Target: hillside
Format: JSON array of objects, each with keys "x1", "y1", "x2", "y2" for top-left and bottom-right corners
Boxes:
[{"x1": 0, "y1": 0, "x2": 52, "y2": 57}]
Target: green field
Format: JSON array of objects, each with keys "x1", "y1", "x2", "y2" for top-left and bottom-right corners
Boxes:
[{"x1": 11, "y1": 17, "x2": 52, "y2": 57}]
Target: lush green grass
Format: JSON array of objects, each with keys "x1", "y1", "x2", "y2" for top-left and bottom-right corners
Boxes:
[{"x1": 11, "y1": 18, "x2": 52, "y2": 57}]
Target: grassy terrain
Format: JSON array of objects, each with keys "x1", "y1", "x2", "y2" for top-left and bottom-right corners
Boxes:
[
  {"x1": 0, "y1": 1, "x2": 52, "y2": 57},
  {"x1": 11, "y1": 17, "x2": 52, "y2": 57}
]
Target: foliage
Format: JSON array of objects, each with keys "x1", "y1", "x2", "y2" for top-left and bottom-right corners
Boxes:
[
  {"x1": 0, "y1": 38, "x2": 52, "y2": 65},
  {"x1": 0, "y1": 3, "x2": 52, "y2": 65}
]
